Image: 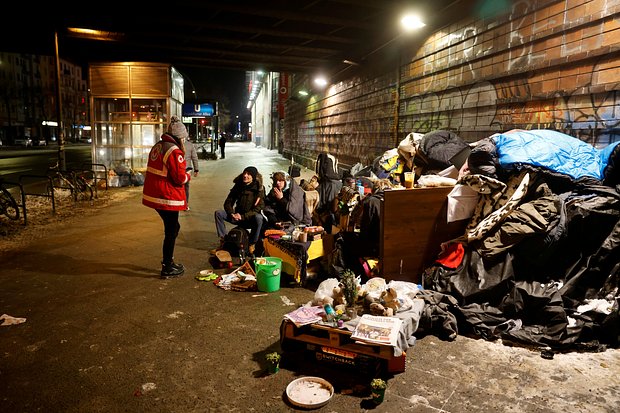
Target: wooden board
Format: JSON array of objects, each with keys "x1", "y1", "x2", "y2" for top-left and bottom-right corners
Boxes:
[{"x1": 379, "y1": 187, "x2": 467, "y2": 283}]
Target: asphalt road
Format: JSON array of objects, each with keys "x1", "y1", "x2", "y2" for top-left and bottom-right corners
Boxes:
[
  {"x1": 0, "y1": 144, "x2": 92, "y2": 182},
  {"x1": 1, "y1": 141, "x2": 619, "y2": 412}
]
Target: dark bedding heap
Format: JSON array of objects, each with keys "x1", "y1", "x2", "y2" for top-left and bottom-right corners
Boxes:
[{"x1": 421, "y1": 129, "x2": 620, "y2": 351}]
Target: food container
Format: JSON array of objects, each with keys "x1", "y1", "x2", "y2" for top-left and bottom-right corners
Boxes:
[{"x1": 286, "y1": 376, "x2": 334, "y2": 409}]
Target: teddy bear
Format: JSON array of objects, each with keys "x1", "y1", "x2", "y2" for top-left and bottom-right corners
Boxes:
[
  {"x1": 369, "y1": 302, "x2": 393, "y2": 317},
  {"x1": 380, "y1": 287, "x2": 400, "y2": 314},
  {"x1": 366, "y1": 287, "x2": 400, "y2": 316},
  {"x1": 311, "y1": 278, "x2": 341, "y2": 308},
  {"x1": 331, "y1": 283, "x2": 347, "y2": 313}
]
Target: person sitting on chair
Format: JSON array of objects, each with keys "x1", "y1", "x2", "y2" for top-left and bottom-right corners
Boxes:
[
  {"x1": 214, "y1": 166, "x2": 265, "y2": 254},
  {"x1": 263, "y1": 171, "x2": 312, "y2": 229}
]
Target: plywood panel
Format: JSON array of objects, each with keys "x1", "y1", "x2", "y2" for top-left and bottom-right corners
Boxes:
[{"x1": 380, "y1": 187, "x2": 467, "y2": 283}]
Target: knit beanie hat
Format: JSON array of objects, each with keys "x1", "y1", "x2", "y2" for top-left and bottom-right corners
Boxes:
[
  {"x1": 167, "y1": 116, "x2": 189, "y2": 140},
  {"x1": 243, "y1": 166, "x2": 258, "y2": 181}
]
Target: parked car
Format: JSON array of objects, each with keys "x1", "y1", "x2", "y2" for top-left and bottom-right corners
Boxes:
[
  {"x1": 31, "y1": 136, "x2": 47, "y2": 146},
  {"x1": 79, "y1": 136, "x2": 92, "y2": 144},
  {"x1": 14, "y1": 136, "x2": 33, "y2": 147}
]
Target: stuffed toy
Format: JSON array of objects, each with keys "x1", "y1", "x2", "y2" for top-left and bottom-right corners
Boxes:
[
  {"x1": 362, "y1": 291, "x2": 379, "y2": 313},
  {"x1": 366, "y1": 287, "x2": 400, "y2": 316},
  {"x1": 311, "y1": 278, "x2": 340, "y2": 307},
  {"x1": 314, "y1": 295, "x2": 334, "y2": 307},
  {"x1": 380, "y1": 287, "x2": 400, "y2": 314},
  {"x1": 369, "y1": 302, "x2": 393, "y2": 317},
  {"x1": 332, "y1": 283, "x2": 347, "y2": 307}
]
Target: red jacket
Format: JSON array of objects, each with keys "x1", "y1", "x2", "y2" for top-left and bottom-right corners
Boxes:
[{"x1": 142, "y1": 133, "x2": 190, "y2": 211}]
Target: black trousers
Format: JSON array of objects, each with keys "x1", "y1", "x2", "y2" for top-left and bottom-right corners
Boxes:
[{"x1": 157, "y1": 209, "x2": 180, "y2": 265}]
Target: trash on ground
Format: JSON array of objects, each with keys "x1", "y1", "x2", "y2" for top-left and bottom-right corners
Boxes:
[{"x1": 1, "y1": 314, "x2": 27, "y2": 326}]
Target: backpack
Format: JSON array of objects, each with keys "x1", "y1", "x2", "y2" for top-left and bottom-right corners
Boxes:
[
  {"x1": 315, "y1": 153, "x2": 340, "y2": 180},
  {"x1": 222, "y1": 226, "x2": 250, "y2": 257}
]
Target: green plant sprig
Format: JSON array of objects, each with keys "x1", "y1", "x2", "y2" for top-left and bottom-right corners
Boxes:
[
  {"x1": 265, "y1": 352, "x2": 281, "y2": 363},
  {"x1": 340, "y1": 269, "x2": 359, "y2": 307},
  {"x1": 371, "y1": 378, "x2": 387, "y2": 389}
]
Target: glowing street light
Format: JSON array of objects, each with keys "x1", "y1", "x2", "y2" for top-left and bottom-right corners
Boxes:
[
  {"x1": 401, "y1": 14, "x2": 426, "y2": 31},
  {"x1": 314, "y1": 77, "x2": 328, "y2": 87}
]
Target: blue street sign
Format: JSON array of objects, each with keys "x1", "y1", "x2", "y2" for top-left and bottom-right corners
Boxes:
[{"x1": 182, "y1": 103, "x2": 216, "y2": 117}]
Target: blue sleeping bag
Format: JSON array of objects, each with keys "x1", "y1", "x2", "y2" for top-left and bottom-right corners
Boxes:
[{"x1": 492, "y1": 129, "x2": 620, "y2": 181}]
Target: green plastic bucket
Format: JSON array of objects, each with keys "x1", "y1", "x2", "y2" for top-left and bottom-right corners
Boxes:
[{"x1": 255, "y1": 257, "x2": 282, "y2": 292}]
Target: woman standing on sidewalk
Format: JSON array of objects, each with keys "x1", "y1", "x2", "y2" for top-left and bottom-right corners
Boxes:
[{"x1": 142, "y1": 116, "x2": 192, "y2": 279}]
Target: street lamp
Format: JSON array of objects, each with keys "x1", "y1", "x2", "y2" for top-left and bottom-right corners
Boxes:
[
  {"x1": 54, "y1": 31, "x2": 66, "y2": 171},
  {"x1": 55, "y1": 27, "x2": 124, "y2": 170}
]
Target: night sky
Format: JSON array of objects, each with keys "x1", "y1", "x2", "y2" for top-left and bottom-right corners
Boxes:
[{"x1": 180, "y1": 67, "x2": 249, "y2": 118}]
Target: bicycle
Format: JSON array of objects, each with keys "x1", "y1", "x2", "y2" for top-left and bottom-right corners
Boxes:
[
  {"x1": 0, "y1": 178, "x2": 20, "y2": 220},
  {"x1": 47, "y1": 162, "x2": 77, "y2": 203},
  {"x1": 70, "y1": 168, "x2": 95, "y2": 202}
]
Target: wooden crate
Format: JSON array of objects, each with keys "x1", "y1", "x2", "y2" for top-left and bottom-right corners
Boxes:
[
  {"x1": 263, "y1": 235, "x2": 334, "y2": 285},
  {"x1": 280, "y1": 320, "x2": 406, "y2": 373}
]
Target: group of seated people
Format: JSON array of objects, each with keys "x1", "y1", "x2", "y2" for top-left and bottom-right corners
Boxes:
[
  {"x1": 213, "y1": 164, "x2": 392, "y2": 260},
  {"x1": 213, "y1": 165, "x2": 312, "y2": 256}
]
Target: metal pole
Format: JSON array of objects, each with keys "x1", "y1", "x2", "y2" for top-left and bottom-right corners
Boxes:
[
  {"x1": 393, "y1": 38, "x2": 402, "y2": 147},
  {"x1": 54, "y1": 31, "x2": 66, "y2": 171}
]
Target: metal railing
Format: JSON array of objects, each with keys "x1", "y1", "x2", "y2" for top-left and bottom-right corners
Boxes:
[{"x1": 17, "y1": 175, "x2": 56, "y2": 224}]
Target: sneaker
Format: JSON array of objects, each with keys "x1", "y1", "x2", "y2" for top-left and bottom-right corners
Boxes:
[
  {"x1": 161, "y1": 262, "x2": 185, "y2": 279},
  {"x1": 171, "y1": 262, "x2": 185, "y2": 272}
]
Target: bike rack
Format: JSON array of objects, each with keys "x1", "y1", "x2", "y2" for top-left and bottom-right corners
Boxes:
[
  {"x1": 81, "y1": 162, "x2": 108, "y2": 198},
  {"x1": 18, "y1": 175, "x2": 56, "y2": 219},
  {"x1": 15, "y1": 175, "x2": 57, "y2": 225}
]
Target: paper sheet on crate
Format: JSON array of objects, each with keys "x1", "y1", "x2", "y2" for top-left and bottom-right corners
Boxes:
[
  {"x1": 351, "y1": 314, "x2": 403, "y2": 347},
  {"x1": 284, "y1": 306, "x2": 324, "y2": 327}
]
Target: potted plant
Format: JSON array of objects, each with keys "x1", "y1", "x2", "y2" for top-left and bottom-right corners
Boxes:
[
  {"x1": 265, "y1": 352, "x2": 281, "y2": 374},
  {"x1": 370, "y1": 378, "x2": 387, "y2": 404},
  {"x1": 340, "y1": 269, "x2": 359, "y2": 319}
]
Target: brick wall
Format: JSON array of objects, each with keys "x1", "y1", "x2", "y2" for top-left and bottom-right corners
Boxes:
[{"x1": 283, "y1": 0, "x2": 620, "y2": 172}]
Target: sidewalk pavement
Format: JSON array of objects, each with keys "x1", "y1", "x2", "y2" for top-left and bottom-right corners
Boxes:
[{"x1": 1, "y1": 141, "x2": 619, "y2": 412}]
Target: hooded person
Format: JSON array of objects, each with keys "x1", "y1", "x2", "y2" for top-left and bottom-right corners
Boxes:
[
  {"x1": 142, "y1": 116, "x2": 192, "y2": 279},
  {"x1": 213, "y1": 166, "x2": 266, "y2": 254},
  {"x1": 183, "y1": 136, "x2": 200, "y2": 210},
  {"x1": 263, "y1": 170, "x2": 312, "y2": 229}
]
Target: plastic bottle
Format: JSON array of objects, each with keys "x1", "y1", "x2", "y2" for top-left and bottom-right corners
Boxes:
[
  {"x1": 323, "y1": 303, "x2": 335, "y2": 322},
  {"x1": 356, "y1": 179, "x2": 364, "y2": 198}
]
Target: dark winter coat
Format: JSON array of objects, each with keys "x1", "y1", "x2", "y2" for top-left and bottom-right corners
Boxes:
[
  {"x1": 359, "y1": 189, "x2": 384, "y2": 256},
  {"x1": 223, "y1": 173, "x2": 265, "y2": 220},
  {"x1": 264, "y1": 178, "x2": 311, "y2": 226}
]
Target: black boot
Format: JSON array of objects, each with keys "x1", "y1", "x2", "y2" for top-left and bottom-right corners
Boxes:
[{"x1": 161, "y1": 261, "x2": 185, "y2": 279}]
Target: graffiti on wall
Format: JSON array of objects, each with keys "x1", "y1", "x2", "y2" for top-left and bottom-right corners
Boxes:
[
  {"x1": 400, "y1": 0, "x2": 620, "y2": 145},
  {"x1": 284, "y1": 0, "x2": 620, "y2": 170}
]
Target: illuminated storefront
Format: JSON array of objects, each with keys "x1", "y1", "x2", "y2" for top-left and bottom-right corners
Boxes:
[{"x1": 88, "y1": 62, "x2": 184, "y2": 172}]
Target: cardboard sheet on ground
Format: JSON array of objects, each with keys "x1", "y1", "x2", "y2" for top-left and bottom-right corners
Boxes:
[{"x1": 215, "y1": 262, "x2": 257, "y2": 291}]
